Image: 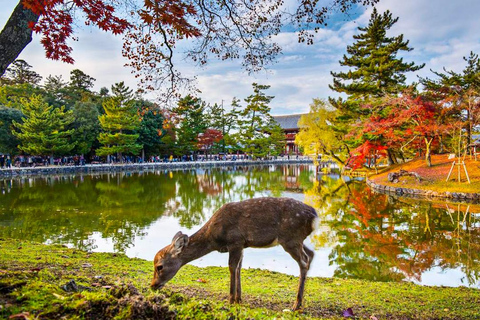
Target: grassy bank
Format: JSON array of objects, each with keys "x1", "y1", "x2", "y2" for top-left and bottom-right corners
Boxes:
[
  {"x1": 1, "y1": 239, "x2": 479, "y2": 319},
  {"x1": 370, "y1": 154, "x2": 480, "y2": 194}
]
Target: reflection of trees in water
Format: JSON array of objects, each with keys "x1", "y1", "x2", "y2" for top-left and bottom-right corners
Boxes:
[
  {"x1": 0, "y1": 172, "x2": 176, "y2": 252},
  {"x1": 0, "y1": 165, "x2": 315, "y2": 252},
  {"x1": 306, "y1": 175, "x2": 480, "y2": 285}
]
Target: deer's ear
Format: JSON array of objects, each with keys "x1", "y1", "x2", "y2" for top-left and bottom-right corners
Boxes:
[{"x1": 171, "y1": 232, "x2": 189, "y2": 256}]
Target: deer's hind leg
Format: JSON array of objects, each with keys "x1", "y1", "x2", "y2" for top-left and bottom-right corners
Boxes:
[
  {"x1": 281, "y1": 241, "x2": 314, "y2": 311},
  {"x1": 228, "y1": 248, "x2": 243, "y2": 304}
]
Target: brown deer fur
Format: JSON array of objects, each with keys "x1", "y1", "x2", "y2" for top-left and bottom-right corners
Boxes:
[{"x1": 151, "y1": 197, "x2": 317, "y2": 310}]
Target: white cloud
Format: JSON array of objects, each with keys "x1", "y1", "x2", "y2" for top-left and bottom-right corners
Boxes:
[{"x1": 2, "y1": 0, "x2": 480, "y2": 114}]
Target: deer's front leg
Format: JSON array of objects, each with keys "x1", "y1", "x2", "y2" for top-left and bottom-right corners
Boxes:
[{"x1": 228, "y1": 248, "x2": 243, "y2": 303}]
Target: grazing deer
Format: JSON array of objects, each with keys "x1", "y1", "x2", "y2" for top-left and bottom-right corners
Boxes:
[{"x1": 151, "y1": 197, "x2": 317, "y2": 310}]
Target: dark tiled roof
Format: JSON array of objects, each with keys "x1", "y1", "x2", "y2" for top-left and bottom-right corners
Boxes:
[{"x1": 273, "y1": 114, "x2": 305, "y2": 130}]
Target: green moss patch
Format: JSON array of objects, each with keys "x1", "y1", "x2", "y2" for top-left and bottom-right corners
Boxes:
[{"x1": 1, "y1": 239, "x2": 479, "y2": 319}]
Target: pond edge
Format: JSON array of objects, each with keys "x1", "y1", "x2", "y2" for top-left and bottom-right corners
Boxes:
[
  {"x1": 366, "y1": 178, "x2": 480, "y2": 204},
  {"x1": 0, "y1": 159, "x2": 313, "y2": 178}
]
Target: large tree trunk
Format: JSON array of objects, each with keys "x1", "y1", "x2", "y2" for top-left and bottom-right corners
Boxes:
[{"x1": 0, "y1": 1, "x2": 39, "y2": 76}]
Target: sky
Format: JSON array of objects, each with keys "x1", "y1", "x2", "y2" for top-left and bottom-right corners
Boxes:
[{"x1": 1, "y1": 0, "x2": 480, "y2": 115}]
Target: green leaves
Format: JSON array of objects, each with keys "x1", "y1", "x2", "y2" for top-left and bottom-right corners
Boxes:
[
  {"x1": 12, "y1": 94, "x2": 75, "y2": 156},
  {"x1": 97, "y1": 97, "x2": 142, "y2": 158}
]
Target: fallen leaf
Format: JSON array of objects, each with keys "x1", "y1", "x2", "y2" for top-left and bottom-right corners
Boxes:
[
  {"x1": 196, "y1": 278, "x2": 207, "y2": 283},
  {"x1": 8, "y1": 311, "x2": 30, "y2": 319},
  {"x1": 52, "y1": 293, "x2": 65, "y2": 300},
  {"x1": 343, "y1": 307, "x2": 355, "y2": 318}
]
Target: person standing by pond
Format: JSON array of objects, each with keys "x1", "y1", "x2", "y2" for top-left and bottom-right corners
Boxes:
[{"x1": 0, "y1": 155, "x2": 4, "y2": 169}]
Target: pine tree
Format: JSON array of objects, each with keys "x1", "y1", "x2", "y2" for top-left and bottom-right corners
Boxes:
[
  {"x1": 330, "y1": 8, "x2": 423, "y2": 112},
  {"x1": 237, "y1": 83, "x2": 282, "y2": 158},
  {"x1": 12, "y1": 94, "x2": 75, "y2": 157},
  {"x1": 97, "y1": 97, "x2": 142, "y2": 161},
  {"x1": 171, "y1": 95, "x2": 208, "y2": 156},
  {"x1": 420, "y1": 51, "x2": 480, "y2": 147},
  {"x1": 111, "y1": 81, "x2": 134, "y2": 104}
]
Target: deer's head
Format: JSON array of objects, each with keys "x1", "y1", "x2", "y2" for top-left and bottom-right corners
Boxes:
[{"x1": 151, "y1": 231, "x2": 189, "y2": 290}]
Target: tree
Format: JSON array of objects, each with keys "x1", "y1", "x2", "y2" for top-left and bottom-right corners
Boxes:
[
  {"x1": 111, "y1": 81, "x2": 134, "y2": 104},
  {"x1": 329, "y1": 8, "x2": 424, "y2": 165},
  {"x1": 136, "y1": 102, "x2": 166, "y2": 159},
  {"x1": 43, "y1": 74, "x2": 67, "y2": 103},
  {"x1": 361, "y1": 95, "x2": 454, "y2": 167},
  {"x1": 69, "y1": 69, "x2": 95, "y2": 92},
  {"x1": 97, "y1": 97, "x2": 142, "y2": 161},
  {"x1": 12, "y1": 94, "x2": 75, "y2": 157},
  {"x1": 197, "y1": 129, "x2": 223, "y2": 156},
  {"x1": 420, "y1": 52, "x2": 480, "y2": 147},
  {"x1": 237, "y1": 83, "x2": 281, "y2": 158},
  {"x1": 0, "y1": 0, "x2": 379, "y2": 97},
  {"x1": 0, "y1": 106, "x2": 23, "y2": 155},
  {"x1": 330, "y1": 9, "x2": 423, "y2": 102},
  {"x1": 295, "y1": 99, "x2": 348, "y2": 166},
  {"x1": 0, "y1": 59, "x2": 42, "y2": 85},
  {"x1": 71, "y1": 101, "x2": 101, "y2": 156},
  {"x1": 171, "y1": 95, "x2": 208, "y2": 156}
]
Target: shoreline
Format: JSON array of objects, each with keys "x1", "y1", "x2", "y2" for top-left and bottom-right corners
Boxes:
[
  {"x1": 0, "y1": 158, "x2": 312, "y2": 178},
  {"x1": 366, "y1": 177, "x2": 480, "y2": 204}
]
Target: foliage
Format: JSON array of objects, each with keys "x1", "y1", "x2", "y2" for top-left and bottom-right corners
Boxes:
[
  {"x1": 97, "y1": 97, "x2": 142, "y2": 159},
  {"x1": 295, "y1": 99, "x2": 348, "y2": 166},
  {"x1": 330, "y1": 8, "x2": 423, "y2": 101},
  {"x1": 197, "y1": 129, "x2": 223, "y2": 156},
  {"x1": 236, "y1": 83, "x2": 283, "y2": 158},
  {"x1": 136, "y1": 103, "x2": 166, "y2": 158},
  {"x1": 0, "y1": 83, "x2": 43, "y2": 109},
  {"x1": 0, "y1": 59, "x2": 42, "y2": 85},
  {"x1": 0, "y1": 106, "x2": 23, "y2": 154},
  {"x1": 12, "y1": 94, "x2": 75, "y2": 156},
  {"x1": 1, "y1": 0, "x2": 380, "y2": 97},
  {"x1": 420, "y1": 51, "x2": 480, "y2": 146},
  {"x1": 329, "y1": 8, "x2": 424, "y2": 163},
  {"x1": 171, "y1": 95, "x2": 208, "y2": 156},
  {"x1": 70, "y1": 101, "x2": 101, "y2": 155}
]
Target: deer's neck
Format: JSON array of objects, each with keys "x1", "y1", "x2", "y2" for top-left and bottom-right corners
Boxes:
[{"x1": 180, "y1": 228, "x2": 215, "y2": 265}]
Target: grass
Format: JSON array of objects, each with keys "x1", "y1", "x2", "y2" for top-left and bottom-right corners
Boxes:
[
  {"x1": 1, "y1": 239, "x2": 480, "y2": 319},
  {"x1": 370, "y1": 154, "x2": 480, "y2": 194}
]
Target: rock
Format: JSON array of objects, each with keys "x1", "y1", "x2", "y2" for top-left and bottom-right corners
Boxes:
[{"x1": 62, "y1": 279, "x2": 92, "y2": 292}]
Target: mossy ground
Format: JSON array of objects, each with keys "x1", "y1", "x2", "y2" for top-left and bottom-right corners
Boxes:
[{"x1": 1, "y1": 239, "x2": 480, "y2": 319}]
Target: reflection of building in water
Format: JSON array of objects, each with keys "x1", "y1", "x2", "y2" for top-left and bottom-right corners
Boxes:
[
  {"x1": 273, "y1": 114, "x2": 306, "y2": 155},
  {"x1": 281, "y1": 165, "x2": 312, "y2": 191}
]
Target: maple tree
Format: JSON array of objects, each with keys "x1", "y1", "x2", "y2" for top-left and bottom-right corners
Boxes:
[
  {"x1": 359, "y1": 95, "x2": 455, "y2": 167},
  {"x1": 197, "y1": 128, "x2": 223, "y2": 157},
  {"x1": 1, "y1": 0, "x2": 379, "y2": 99}
]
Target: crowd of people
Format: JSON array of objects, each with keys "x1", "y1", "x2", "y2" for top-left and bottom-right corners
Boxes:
[{"x1": 0, "y1": 153, "x2": 305, "y2": 169}]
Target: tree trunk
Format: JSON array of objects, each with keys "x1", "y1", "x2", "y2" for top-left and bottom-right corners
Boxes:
[
  {"x1": 425, "y1": 138, "x2": 433, "y2": 167},
  {"x1": 387, "y1": 149, "x2": 396, "y2": 165},
  {"x1": 0, "y1": 1, "x2": 39, "y2": 76}
]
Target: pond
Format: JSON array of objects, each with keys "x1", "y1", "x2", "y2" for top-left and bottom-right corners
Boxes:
[{"x1": 1, "y1": 164, "x2": 479, "y2": 288}]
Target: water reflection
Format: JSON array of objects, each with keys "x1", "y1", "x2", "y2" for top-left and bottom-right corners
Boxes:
[
  {"x1": 305, "y1": 174, "x2": 480, "y2": 287},
  {"x1": 1, "y1": 166, "x2": 479, "y2": 287}
]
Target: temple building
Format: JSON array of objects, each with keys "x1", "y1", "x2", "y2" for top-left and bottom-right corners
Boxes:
[{"x1": 273, "y1": 114, "x2": 307, "y2": 155}]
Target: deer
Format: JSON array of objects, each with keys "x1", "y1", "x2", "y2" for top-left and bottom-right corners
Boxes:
[{"x1": 151, "y1": 197, "x2": 317, "y2": 311}]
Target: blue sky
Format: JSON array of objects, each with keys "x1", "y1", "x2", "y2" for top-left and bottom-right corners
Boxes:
[{"x1": 1, "y1": 0, "x2": 480, "y2": 115}]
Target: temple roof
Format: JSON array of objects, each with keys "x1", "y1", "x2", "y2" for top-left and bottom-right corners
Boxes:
[{"x1": 272, "y1": 114, "x2": 306, "y2": 130}]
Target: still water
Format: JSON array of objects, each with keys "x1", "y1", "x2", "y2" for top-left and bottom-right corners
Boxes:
[{"x1": 1, "y1": 165, "x2": 479, "y2": 288}]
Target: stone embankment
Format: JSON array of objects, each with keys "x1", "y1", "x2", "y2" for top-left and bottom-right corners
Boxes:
[
  {"x1": 0, "y1": 158, "x2": 312, "y2": 178},
  {"x1": 366, "y1": 178, "x2": 480, "y2": 204}
]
